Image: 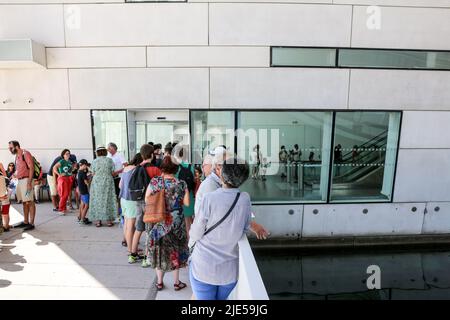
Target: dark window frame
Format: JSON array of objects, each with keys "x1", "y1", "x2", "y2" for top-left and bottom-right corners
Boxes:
[
  {"x1": 271, "y1": 46, "x2": 450, "y2": 71},
  {"x1": 189, "y1": 108, "x2": 402, "y2": 205}
]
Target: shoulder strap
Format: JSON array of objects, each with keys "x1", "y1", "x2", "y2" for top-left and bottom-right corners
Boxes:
[{"x1": 204, "y1": 192, "x2": 240, "y2": 237}]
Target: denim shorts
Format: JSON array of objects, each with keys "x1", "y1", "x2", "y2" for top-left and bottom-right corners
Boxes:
[{"x1": 80, "y1": 194, "x2": 89, "y2": 204}]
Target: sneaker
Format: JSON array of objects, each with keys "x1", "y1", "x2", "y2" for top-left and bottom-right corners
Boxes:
[
  {"x1": 128, "y1": 254, "x2": 139, "y2": 264},
  {"x1": 82, "y1": 218, "x2": 92, "y2": 225},
  {"x1": 141, "y1": 258, "x2": 150, "y2": 268},
  {"x1": 53, "y1": 208, "x2": 59, "y2": 212},
  {"x1": 34, "y1": 200, "x2": 40, "y2": 204},
  {"x1": 15, "y1": 221, "x2": 28, "y2": 228},
  {"x1": 23, "y1": 224, "x2": 35, "y2": 231}
]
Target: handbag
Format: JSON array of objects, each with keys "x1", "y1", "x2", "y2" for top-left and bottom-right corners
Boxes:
[
  {"x1": 190, "y1": 192, "x2": 241, "y2": 255},
  {"x1": 143, "y1": 177, "x2": 166, "y2": 224}
]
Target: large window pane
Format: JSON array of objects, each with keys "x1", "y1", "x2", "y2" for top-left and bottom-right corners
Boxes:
[
  {"x1": 190, "y1": 111, "x2": 235, "y2": 166},
  {"x1": 339, "y1": 49, "x2": 450, "y2": 70},
  {"x1": 330, "y1": 112, "x2": 401, "y2": 202},
  {"x1": 91, "y1": 110, "x2": 129, "y2": 160},
  {"x1": 237, "y1": 111, "x2": 332, "y2": 203},
  {"x1": 271, "y1": 47, "x2": 337, "y2": 67}
]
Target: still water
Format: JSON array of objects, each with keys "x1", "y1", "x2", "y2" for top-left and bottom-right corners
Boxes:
[{"x1": 254, "y1": 248, "x2": 450, "y2": 300}]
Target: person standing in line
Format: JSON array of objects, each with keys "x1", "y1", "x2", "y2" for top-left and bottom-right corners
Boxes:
[
  {"x1": 175, "y1": 146, "x2": 196, "y2": 237},
  {"x1": 107, "y1": 143, "x2": 127, "y2": 210},
  {"x1": 48, "y1": 153, "x2": 77, "y2": 212},
  {"x1": 119, "y1": 153, "x2": 143, "y2": 255},
  {"x1": 8, "y1": 141, "x2": 36, "y2": 231},
  {"x1": 0, "y1": 162, "x2": 11, "y2": 232},
  {"x1": 189, "y1": 156, "x2": 252, "y2": 300},
  {"x1": 53, "y1": 149, "x2": 74, "y2": 214},
  {"x1": 129, "y1": 144, "x2": 161, "y2": 265},
  {"x1": 77, "y1": 159, "x2": 92, "y2": 225},
  {"x1": 152, "y1": 144, "x2": 163, "y2": 168},
  {"x1": 145, "y1": 156, "x2": 190, "y2": 292},
  {"x1": 89, "y1": 146, "x2": 117, "y2": 227},
  {"x1": 195, "y1": 152, "x2": 269, "y2": 241}
]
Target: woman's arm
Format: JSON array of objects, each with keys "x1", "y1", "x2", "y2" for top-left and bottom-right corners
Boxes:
[
  {"x1": 189, "y1": 195, "x2": 210, "y2": 244},
  {"x1": 53, "y1": 162, "x2": 61, "y2": 178},
  {"x1": 183, "y1": 188, "x2": 190, "y2": 207},
  {"x1": 0, "y1": 163, "x2": 6, "y2": 177}
]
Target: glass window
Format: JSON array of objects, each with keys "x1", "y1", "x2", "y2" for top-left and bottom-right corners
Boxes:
[
  {"x1": 237, "y1": 111, "x2": 333, "y2": 203},
  {"x1": 330, "y1": 112, "x2": 401, "y2": 202},
  {"x1": 271, "y1": 47, "x2": 337, "y2": 67},
  {"x1": 338, "y1": 49, "x2": 450, "y2": 70},
  {"x1": 91, "y1": 110, "x2": 129, "y2": 160},
  {"x1": 190, "y1": 111, "x2": 235, "y2": 166}
]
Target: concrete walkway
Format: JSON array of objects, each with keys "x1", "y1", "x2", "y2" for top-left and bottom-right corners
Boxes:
[{"x1": 0, "y1": 202, "x2": 192, "y2": 300}]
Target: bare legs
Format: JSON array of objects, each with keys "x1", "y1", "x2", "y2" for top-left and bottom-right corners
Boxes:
[
  {"x1": 23, "y1": 200, "x2": 36, "y2": 225},
  {"x1": 125, "y1": 218, "x2": 136, "y2": 253}
]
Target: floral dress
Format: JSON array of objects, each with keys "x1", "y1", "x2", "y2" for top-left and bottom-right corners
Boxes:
[
  {"x1": 88, "y1": 156, "x2": 117, "y2": 222},
  {"x1": 145, "y1": 176, "x2": 189, "y2": 272}
]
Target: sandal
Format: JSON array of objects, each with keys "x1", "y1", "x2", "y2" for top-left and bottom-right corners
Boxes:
[
  {"x1": 107, "y1": 222, "x2": 114, "y2": 227},
  {"x1": 96, "y1": 222, "x2": 102, "y2": 228},
  {"x1": 174, "y1": 281, "x2": 187, "y2": 291},
  {"x1": 121, "y1": 240, "x2": 127, "y2": 247},
  {"x1": 156, "y1": 282, "x2": 164, "y2": 291}
]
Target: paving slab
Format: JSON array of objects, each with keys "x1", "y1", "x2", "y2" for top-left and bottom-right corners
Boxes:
[{"x1": 0, "y1": 202, "x2": 192, "y2": 300}]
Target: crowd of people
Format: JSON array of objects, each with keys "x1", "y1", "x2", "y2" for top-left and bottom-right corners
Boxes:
[{"x1": 0, "y1": 140, "x2": 269, "y2": 300}]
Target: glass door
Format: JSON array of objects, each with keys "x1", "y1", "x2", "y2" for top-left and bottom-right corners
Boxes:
[{"x1": 91, "y1": 110, "x2": 129, "y2": 160}]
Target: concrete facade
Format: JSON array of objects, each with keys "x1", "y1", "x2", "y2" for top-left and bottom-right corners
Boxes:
[{"x1": 1, "y1": 1, "x2": 450, "y2": 237}]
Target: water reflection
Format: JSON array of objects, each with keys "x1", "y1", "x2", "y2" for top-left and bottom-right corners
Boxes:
[{"x1": 254, "y1": 249, "x2": 450, "y2": 300}]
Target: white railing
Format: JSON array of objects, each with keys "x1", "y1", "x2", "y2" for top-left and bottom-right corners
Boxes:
[{"x1": 228, "y1": 234, "x2": 269, "y2": 300}]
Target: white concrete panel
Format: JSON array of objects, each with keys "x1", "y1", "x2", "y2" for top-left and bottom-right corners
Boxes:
[
  {"x1": 400, "y1": 112, "x2": 450, "y2": 149},
  {"x1": 394, "y1": 149, "x2": 450, "y2": 202},
  {"x1": 349, "y1": 70, "x2": 450, "y2": 110},
  {"x1": 64, "y1": 3, "x2": 208, "y2": 46},
  {"x1": 302, "y1": 203, "x2": 426, "y2": 237},
  {"x1": 0, "y1": 110, "x2": 92, "y2": 171},
  {"x1": 0, "y1": 39, "x2": 46, "y2": 69},
  {"x1": 0, "y1": 69, "x2": 69, "y2": 109},
  {"x1": 47, "y1": 47, "x2": 146, "y2": 69},
  {"x1": 422, "y1": 202, "x2": 450, "y2": 234},
  {"x1": 69, "y1": 68, "x2": 209, "y2": 109},
  {"x1": 251, "y1": 205, "x2": 303, "y2": 238},
  {"x1": 210, "y1": 68, "x2": 349, "y2": 109},
  {"x1": 209, "y1": 3, "x2": 352, "y2": 46},
  {"x1": 352, "y1": 6, "x2": 450, "y2": 50},
  {"x1": 147, "y1": 46, "x2": 269, "y2": 67},
  {"x1": 335, "y1": 0, "x2": 450, "y2": 7},
  {"x1": 0, "y1": 5, "x2": 64, "y2": 47}
]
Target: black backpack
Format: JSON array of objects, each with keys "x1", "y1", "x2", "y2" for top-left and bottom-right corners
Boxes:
[
  {"x1": 178, "y1": 164, "x2": 195, "y2": 192},
  {"x1": 128, "y1": 164, "x2": 152, "y2": 201}
]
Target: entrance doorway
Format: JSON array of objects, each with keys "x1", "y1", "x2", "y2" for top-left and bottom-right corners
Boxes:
[{"x1": 91, "y1": 109, "x2": 190, "y2": 161}]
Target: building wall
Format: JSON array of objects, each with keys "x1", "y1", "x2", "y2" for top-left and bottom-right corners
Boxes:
[{"x1": 1, "y1": 0, "x2": 450, "y2": 237}]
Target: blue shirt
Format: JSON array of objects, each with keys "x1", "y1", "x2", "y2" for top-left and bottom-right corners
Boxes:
[{"x1": 189, "y1": 187, "x2": 252, "y2": 285}]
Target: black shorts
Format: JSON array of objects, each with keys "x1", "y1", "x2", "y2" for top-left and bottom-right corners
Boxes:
[{"x1": 113, "y1": 177, "x2": 121, "y2": 198}]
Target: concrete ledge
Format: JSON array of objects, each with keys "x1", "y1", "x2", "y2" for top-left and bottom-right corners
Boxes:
[{"x1": 250, "y1": 234, "x2": 450, "y2": 252}]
